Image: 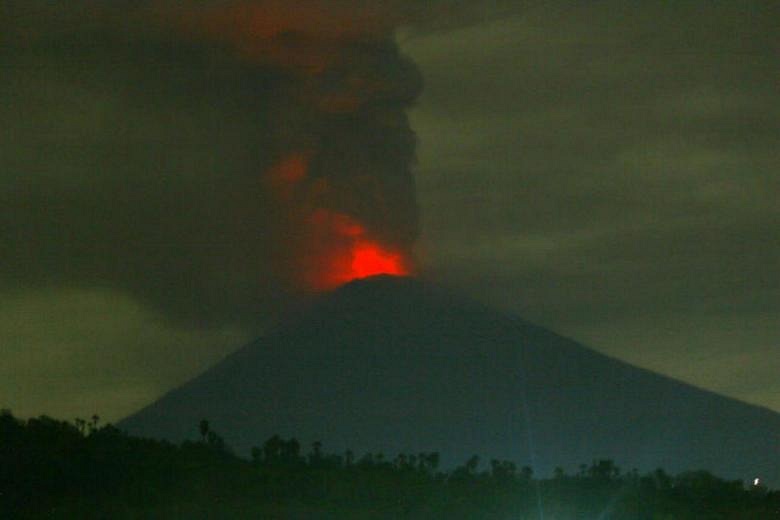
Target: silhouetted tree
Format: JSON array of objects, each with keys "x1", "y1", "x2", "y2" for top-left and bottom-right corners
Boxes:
[
  {"x1": 588, "y1": 459, "x2": 619, "y2": 481},
  {"x1": 88, "y1": 414, "x2": 100, "y2": 435},
  {"x1": 262, "y1": 434, "x2": 287, "y2": 465},
  {"x1": 465, "y1": 455, "x2": 479, "y2": 474},
  {"x1": 2, "y1": 409, "x2": 778, "y2": 519},
  {"x1": 281, "y1": 438, "x2": 301, "y2": 465},
  {"x1": 198, "y1": 419, "x2": 209, "y2": 442},
  {"x1": 251, "y1": 446, "x2": 262, "y2": 466},
  {"x1": 206, "y1": 430, "x2": 227, "y2": 451},
  {"x1": 309, "y1": 441, "x2": 323, "y2": 466}
]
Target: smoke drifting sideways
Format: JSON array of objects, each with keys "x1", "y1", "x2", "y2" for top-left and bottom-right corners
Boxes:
[{"x1": 0, "y1": 1, "x2": 436, "y2": 327}]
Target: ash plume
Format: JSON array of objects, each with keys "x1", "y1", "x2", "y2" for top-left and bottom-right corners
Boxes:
[{"x1": 0, "y1": 0, "x2": 479, "y2": 326}]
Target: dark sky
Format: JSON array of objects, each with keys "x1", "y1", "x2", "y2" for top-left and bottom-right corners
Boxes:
[{"x1": 2, "y1": 1, "x2": 778, "y2": 421}]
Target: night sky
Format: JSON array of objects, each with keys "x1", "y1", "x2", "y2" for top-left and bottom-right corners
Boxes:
[{"x1": 2, "y1": 1, "x2": 778, "y2": 423}]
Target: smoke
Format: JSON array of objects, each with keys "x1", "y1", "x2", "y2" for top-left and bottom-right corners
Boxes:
[{"x1": 0, "y1": 1, "x2": 448, "y2": 326}]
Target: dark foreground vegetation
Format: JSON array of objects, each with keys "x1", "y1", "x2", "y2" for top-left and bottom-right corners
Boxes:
[{"x1": 1, "y1": 410, "x2": 778, "y2": 519}]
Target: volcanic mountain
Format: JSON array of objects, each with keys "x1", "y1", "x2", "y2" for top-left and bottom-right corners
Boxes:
[{"x1": 120, "y1": 276, "x2": 780, "y2": 486}]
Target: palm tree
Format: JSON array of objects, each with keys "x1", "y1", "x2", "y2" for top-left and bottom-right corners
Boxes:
[
  {"x1": 90, "y1": 414, "x2": 100, "y2": 434},
  {"x1": 309, "y1": 441, "x2": 323, "y2": 466},
  {"x1": 263, "y1": 434, "x2": 283, "y2": 463},
  {"x1": 199, "y1": 419, "x2": 209, "y2": 442}
]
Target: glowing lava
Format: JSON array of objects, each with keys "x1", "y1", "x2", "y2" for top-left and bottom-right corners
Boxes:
[
  {"x1": 264, "y1": 154, "x2": 412, "y2": 292},
  {"x1": 348, "y1": 241, "x2": 408, "y2": 280},
  {"x1": 306, "y1": 209, "x2": 411, "y2": 290}
]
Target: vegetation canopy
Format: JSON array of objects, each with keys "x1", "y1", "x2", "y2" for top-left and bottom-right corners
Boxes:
[{"x1": 1, "y1": 410, "x2": 777, "y2": 518}]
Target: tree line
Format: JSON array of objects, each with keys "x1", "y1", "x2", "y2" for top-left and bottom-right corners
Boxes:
[{"x1": 1, "y1": 410, "x2": 777, "y2": 518}]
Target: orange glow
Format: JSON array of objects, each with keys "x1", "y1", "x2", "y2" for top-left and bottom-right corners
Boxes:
[
  {"x1": 313, "y1": 238, "x2": 410, "y2": 290},
  {"x1": 350, "y1": 242, "x2": 408, "y2": 279},
  {"x1": 264, "y1": 155, "x2": 412, "y2": 292},
  {"x1": 268, "y1": 154, "x2": 307, "y2": 183},
  {"x1": 305, "y1": 210, "x2": 411, "y2": 290},
  {"x1": 311, "y1": 209, "x2": 364, "y2": 237}
]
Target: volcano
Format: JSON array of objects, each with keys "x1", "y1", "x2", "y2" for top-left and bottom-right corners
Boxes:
[{"x1": 120, "y1": 276, "x2": 780, "y2": 486}]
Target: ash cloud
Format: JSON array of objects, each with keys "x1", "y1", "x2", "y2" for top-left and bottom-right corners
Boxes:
[{"x1": 0, "y1": 1, "x2": 448, "y2": 326}]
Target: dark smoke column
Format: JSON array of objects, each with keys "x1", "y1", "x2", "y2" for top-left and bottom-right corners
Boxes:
[
  {"x1": 0, "y1": 1, "x2": 424, "y2": 325},
  {"x1": 173, "y1": 1, "x2": 423, "y2": 292}
]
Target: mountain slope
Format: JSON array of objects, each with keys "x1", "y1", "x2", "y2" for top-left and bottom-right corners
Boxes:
[{"x1": 120, "y1": 276, "x2": 780, "y2": 486}]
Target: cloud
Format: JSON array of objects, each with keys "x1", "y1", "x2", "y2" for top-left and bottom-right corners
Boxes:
[
  {"x1": 0, "y1": 287, "x2": 248, "y2": 421},
  {"x1": 405, "y1": 1, "x2": 780, "y2": 410}
]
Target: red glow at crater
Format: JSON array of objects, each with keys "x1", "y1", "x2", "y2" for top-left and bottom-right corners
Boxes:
[
  {"x1": 306, "y1": 209, "x2": 411, "y2": 290},
  {"x1": 265, "y1": 154, "x2": 413, "y2": 292},
  {"x1": 349, "y1": 241, "x2": 408, "y2": 279}
]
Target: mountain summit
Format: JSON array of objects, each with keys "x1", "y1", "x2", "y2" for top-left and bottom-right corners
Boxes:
[{"x1": 120, "y1": 276, "x2": 780, "y2": 486}]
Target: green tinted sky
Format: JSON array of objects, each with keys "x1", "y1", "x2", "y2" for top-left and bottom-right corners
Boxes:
[
  {"x1": 406, "y1": 1, "x2": 779, "y2": 412},
  {"x1": 1, "y1": 1, "x2": 778, "y2": 421}
]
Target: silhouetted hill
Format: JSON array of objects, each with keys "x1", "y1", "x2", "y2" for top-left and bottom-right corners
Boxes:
[
  {"x1": 5, "y1": 410, "x2": 778, "y2": 518},
  {"x1": 120, "y1": 275, "x2": 780, "y2": 487}
]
